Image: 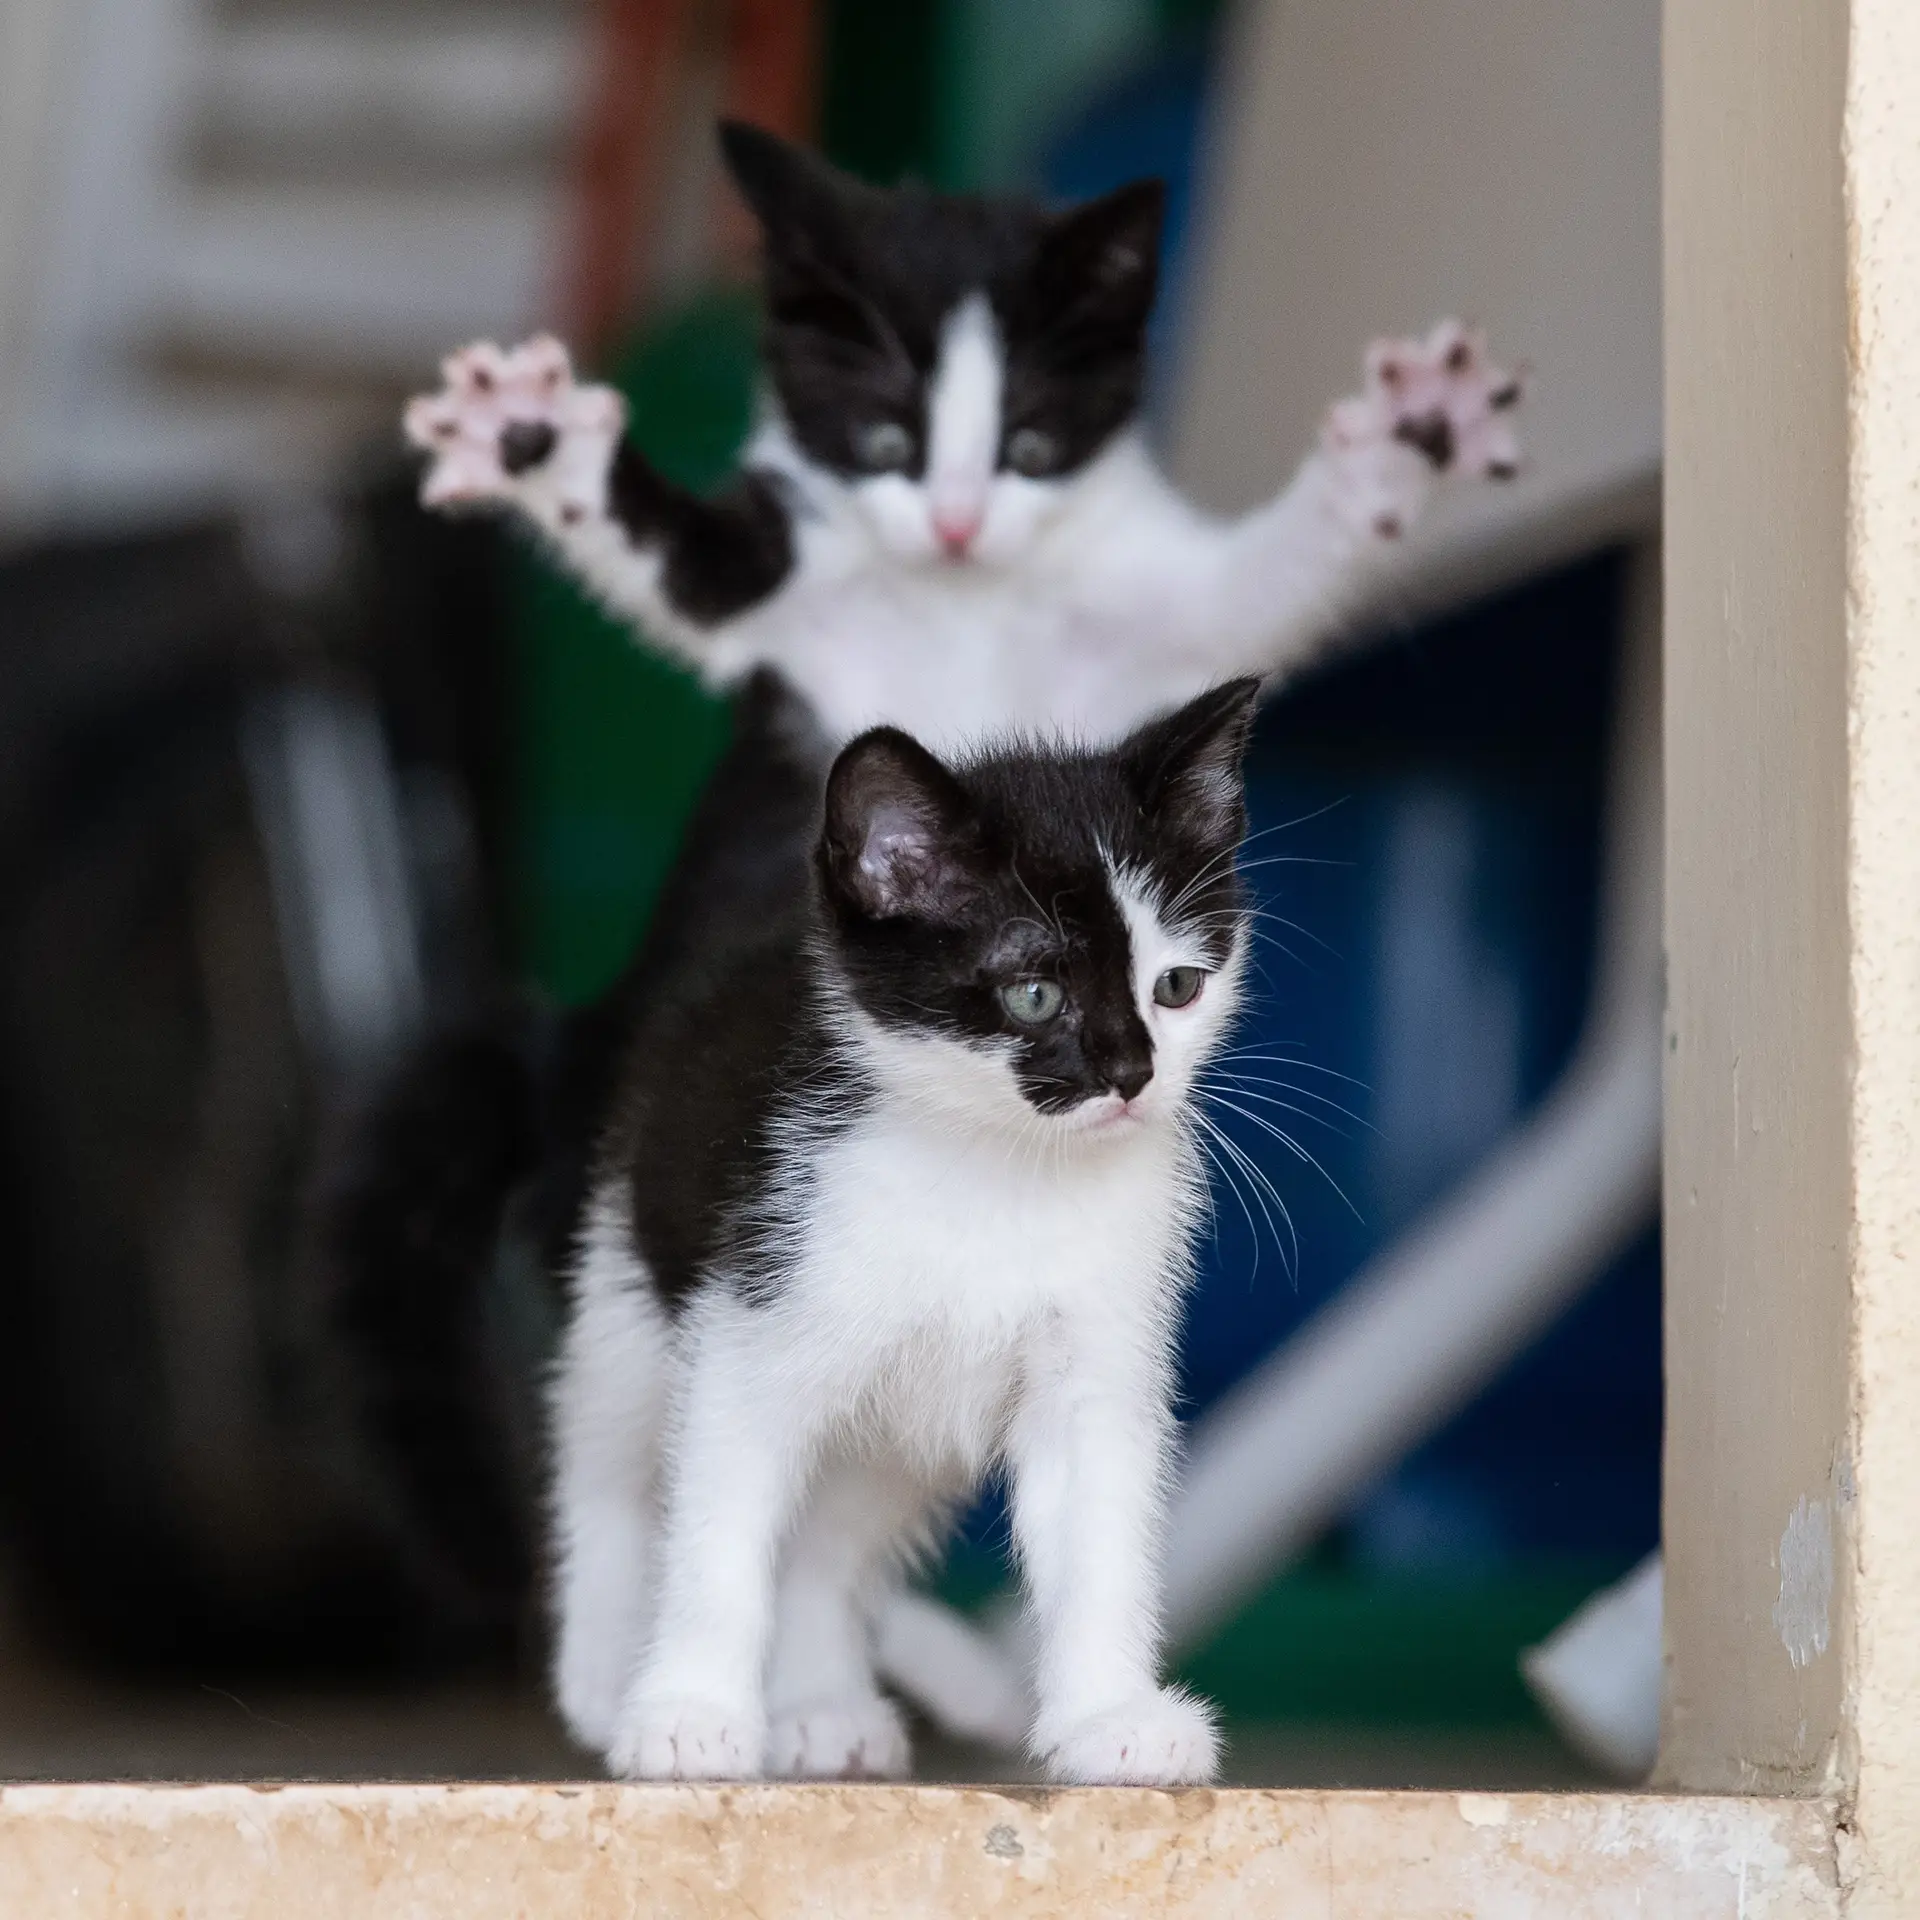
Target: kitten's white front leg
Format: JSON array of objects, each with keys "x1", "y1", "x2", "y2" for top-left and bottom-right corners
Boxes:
[
  {"x1": 607, "y1": 1303, "x2": 817, "y2": 1781},
  {"x1": 1007, "y1": 1317, "x2": 1218, "y2": 1787},
  {"x1": 1165, "y1": 320, "x2": 1524, "y2": 690},
  {"x1": 762, "y1": 1456, "x2": 930, "y2": 1780}
]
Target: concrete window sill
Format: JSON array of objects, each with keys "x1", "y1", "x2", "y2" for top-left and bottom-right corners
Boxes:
[{"x1": 0, "y1": 1782, "x2": 1837, "y2": 1917}]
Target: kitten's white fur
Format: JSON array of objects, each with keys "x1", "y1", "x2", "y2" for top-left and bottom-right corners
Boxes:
[{"x1": 548, "y1": 868, "x2": 1241, "y2": 1784}]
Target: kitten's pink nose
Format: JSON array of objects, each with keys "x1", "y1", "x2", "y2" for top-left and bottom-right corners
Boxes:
[{"x1": 933, "y1": 506, "x2": 983, "y2": 558}]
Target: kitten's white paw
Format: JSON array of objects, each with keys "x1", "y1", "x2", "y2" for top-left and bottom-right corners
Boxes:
[
  {"x1": 767, "y1": 1695, "x2": 913, "y2": 1780},
  {"x1": 403, "y1": 334, "x2": 622, "y2": 523},
  {"x1": 553, "y1": 1632, "x2": 637, "y2": 1759},
  {"x1": 1039, "y1": 1688, "x2": 1220, "y2": 1787},
  {"x1": 1321, "y1": 319, "x2": 1524, "y2": 539},
  {"x1": 607, "y1": 1697, "x2": 766, "y2": 1781}
]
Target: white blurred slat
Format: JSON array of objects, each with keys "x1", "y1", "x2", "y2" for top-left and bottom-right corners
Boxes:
[
  {"x1": 157, "y1": 179, "x2": 558, "y2": 375},
  {"x1": 200, "y1": 20, "x2": 581, "y2": 158},
  {"x1": 1174, "y1": 0, "x2": 1660, "y2": 611}
]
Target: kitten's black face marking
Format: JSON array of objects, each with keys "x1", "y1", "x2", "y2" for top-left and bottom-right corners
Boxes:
[
  {"x1": 719, "y1": 121, "x2": 1164, "y2": 485},
  {"x1": 818, "y1": 679, "x2": 1260, "y2": 1115}
]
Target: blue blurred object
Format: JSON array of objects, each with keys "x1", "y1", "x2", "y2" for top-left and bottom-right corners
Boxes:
[
  {"x1": 1043, "y1": 39, "x2": 1217, "y2": 395},
  {"x1": 1186, "y1": 549, "x2": 1660, "y2": 1572}
]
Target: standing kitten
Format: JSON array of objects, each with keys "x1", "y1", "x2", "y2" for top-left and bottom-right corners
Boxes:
[
  {"x1": 406, "y1": 123, "x2": 1522, "y2": 755},
  {"x1": 552, "y1": 679, "x2": 1260, "y2": 1784}
]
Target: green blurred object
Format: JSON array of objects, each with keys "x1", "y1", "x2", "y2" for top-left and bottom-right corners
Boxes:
[
  {"x1": 1173, "y1": 1566, "x2": 1624, "y2": 1729},
  {"x1": 513, "y1": 289, "x2": 757, "y2": 1005},
  {"x1": 934, "y1": 1535, "x2": 1614, "y2": 1729}
]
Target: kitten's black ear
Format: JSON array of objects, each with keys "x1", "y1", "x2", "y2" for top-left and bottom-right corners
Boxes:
[
  {"x1": 718, "y1": 121, "x2": 866, "y2": 246},
  {"x1": 821, "y1": 729, "x2": 984, "y2": 923},
  {"x1": 1038, "y1": 178, "x2": 1165, "y2": 326},
  {"x1": 1119, "y1": 677, "x2": 1262, "y2": 850}
]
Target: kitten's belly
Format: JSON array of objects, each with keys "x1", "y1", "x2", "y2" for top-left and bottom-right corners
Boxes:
[{"x1": 711, "y1": 575, "x2": 1185, "y2": 751}]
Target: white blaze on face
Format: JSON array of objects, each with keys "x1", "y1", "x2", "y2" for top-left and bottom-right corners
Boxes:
[{"x1": 924, "y1": 293, "x2": 1004, "y2": 557}]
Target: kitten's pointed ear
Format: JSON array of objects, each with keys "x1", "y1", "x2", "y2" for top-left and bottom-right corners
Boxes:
[
  {"x1": 1038, "y1": 178, "x2": 1166, "y2": 324},
  {"x1": 822, "y1": 729, "x2": 984, "y2": 923},
  {"x1": 1120, "y1": 678, "x2": 1262, "y2": 850},
  {"x1": 718, "y1": 121, "x2": 866, "y2": 245}
]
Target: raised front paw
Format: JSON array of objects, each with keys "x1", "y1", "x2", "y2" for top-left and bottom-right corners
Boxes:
[
  {"x1": 403, "y1": 335, "x2": 622, "y2": 523},
  {"x1": 1038, "y1": 1686, "x2": 1220, "y2": 1787},
  {"x1": 767, "y1": 1695, "x2": 912, "y2": 1780},
  {"x1": 1322, "y1": 319, "x2": 1524, "y2": 538},
  {"x1": 607, "y1": 1695, "x2": 766, "y2": 1781}
]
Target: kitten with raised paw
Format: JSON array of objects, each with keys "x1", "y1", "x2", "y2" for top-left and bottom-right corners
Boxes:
[
  {"x1": 548, "y1": 678, "x2": 1264, "y2": 1786},
  {"x1": 403, "y1": 122, "x2": 1523, "y2": 754}
]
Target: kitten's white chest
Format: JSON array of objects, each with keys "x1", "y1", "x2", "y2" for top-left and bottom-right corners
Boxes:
[
  {"x1": 705, "y1": 444, "x2": 1204, "y2": 750},
  {"x1": 796, "y1": 1118, "x2": 1183, "y2": 1338}
]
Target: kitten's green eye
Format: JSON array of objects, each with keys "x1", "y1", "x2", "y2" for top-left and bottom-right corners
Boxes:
[
  {"x1": 999, "y1": 978, "x2": 1065, "y2": 1026},
  {"x1": 1153, "y1": 966, "x2": 1206, "y2": 1009},
  {"x1": 855, "y1": 420, "x2": 914, "y2": 472},
  {"x1": 1005, "y1": 426, "x2": 1061, "y2": 477}
]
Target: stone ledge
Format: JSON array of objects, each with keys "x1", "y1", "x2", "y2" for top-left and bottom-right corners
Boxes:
[{"x1": 0, "y1": 1782, "x2": 1839, "y2": 1918}]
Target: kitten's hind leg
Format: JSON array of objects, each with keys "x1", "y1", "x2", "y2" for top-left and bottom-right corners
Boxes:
[
  {"x1": 608, "y1": 1299, "x2": 819, "y2": 1780},
  {"x1": 548, "y1": 1200, "x2": 670, "y2": 1758},
  {"x1": 763, "y1": 1457, "x2": 932, "y2": 1780}
]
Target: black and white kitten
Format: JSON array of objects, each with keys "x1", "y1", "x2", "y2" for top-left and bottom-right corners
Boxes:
[
  {"x1": 405, "y1": 123, "x2": 1522, "y2": 753},
  {"x1": 552, "y1": 679, "x2": 1260, "y2": 1786}
]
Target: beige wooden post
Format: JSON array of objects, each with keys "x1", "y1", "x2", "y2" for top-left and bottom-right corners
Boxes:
[{"x1": 1664, "y1": 0, "x2": 1920, "y2": 1906}]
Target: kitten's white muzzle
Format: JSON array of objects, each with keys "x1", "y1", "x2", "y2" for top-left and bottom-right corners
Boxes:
[{"x1": 1070, "y1": 1091, "x2": 1149, "y2": 1134}]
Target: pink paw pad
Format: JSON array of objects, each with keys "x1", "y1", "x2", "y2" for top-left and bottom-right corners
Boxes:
[
  {"x1": 1323, "y1": 320, "x2": 1525, "y2": 535},
  {"x1": 403, "y1": 335, "x2": 622, "y2": 517}
]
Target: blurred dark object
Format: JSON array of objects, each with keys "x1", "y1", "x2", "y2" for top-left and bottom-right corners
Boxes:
[{"x1": 0, "y1": 477, "x2": 528, "y2": 1676}]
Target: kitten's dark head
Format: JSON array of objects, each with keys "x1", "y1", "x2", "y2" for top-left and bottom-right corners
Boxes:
[
  {"x1": 719, "y1": 120, "x2": 1163, "y2": 569},
  {"x1": 816, "y1": 679, "x2": 1258, "y2": 1136}
]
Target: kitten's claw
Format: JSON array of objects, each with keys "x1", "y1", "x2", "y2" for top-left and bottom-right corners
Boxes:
[
  {"x1": 767, "y1": 1695, "x2": 912, "y2": 1780},
  {"x1": 403, "y1": 334, "x2": 623, "y2": 522},
  {"x1": 608, "y1": 1697, "x2": 765, "y2": 1781},
  {"x1": 1321, "y1": 319, "x2": 1526, "y2": 539},
  {"x1": 1038, "y1": 1687, "x2": 1220, "y2": 1787}
]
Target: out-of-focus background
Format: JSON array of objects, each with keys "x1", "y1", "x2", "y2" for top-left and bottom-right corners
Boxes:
[{"x1": 0, "y1": 0, "x2": 1659, "y2": 1783}]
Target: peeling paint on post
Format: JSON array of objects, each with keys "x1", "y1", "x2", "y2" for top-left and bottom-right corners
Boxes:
[{"x1": 1773, "y1": 1499, "x2": 1834, "y2": 1671}]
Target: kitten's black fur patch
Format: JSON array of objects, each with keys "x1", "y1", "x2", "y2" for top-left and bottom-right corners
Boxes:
[
  {"x1": 720, "y1": 121, "x2": 1163, "y2": 484},
  {"x1": 600, "y1": 679, "x2": 1258, "y2": 1313},
  {"x1": 606, "y1": 452, "x2": 795, "y2": 627}
]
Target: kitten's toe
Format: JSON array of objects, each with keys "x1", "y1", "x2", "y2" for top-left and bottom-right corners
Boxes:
[
  {"x1": 767, "y1": 1695, "x2": 913, "y2": 1780},
  {"x1": 608, "y1": 1697, "x2": 766, "y2": 1780},
  {"x1": 1038, "y1": 1687, "x2": 1220, "y2": 1787}
]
